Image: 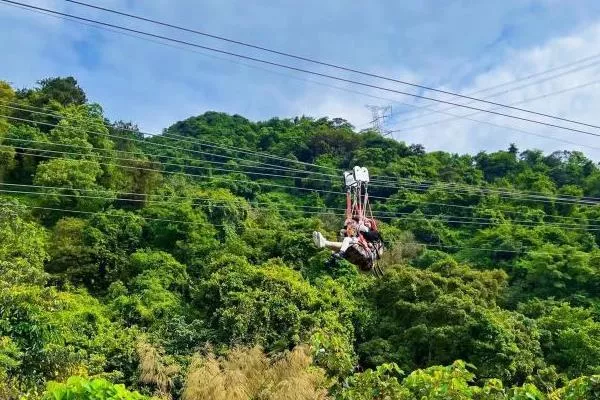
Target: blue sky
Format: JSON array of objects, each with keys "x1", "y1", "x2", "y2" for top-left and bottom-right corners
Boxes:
[{"x1": 3, "y1": 0, "x2": 600, "y2": 158}]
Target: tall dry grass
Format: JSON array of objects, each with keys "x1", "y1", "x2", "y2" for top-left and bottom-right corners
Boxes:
[
  {"x1": 137, "y1": 341, "x2": 180, "y2": 399},
  {"x1": 182, "y1": 345, "x2": 330, "y2": 400}
]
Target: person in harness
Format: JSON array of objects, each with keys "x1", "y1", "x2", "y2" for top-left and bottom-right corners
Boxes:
[
  {"x1": 312, "y1": 218, "x2": 383, "y2": 270},
  {"x1": 332, "y1": 217, "x2": 375, "y2": 260},
  {"x1": 312, "y1": 166, "x2": 385, "y2": 273}
]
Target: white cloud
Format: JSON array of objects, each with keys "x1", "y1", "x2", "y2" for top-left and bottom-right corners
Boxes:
[
  {"x1": 383, "y1": 22, "x2": 600, "y2": 158},
  {"x1": 299, "y1": 19, "x2": 600, "y2": 159}
]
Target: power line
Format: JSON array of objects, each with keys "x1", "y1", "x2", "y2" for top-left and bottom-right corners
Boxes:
[
  {"x1": 1, "y1": 102, "x2": 341, "y2": 177},
  {"x1": 5, "y1": 101, "x2": 600, "y2": 184},
  {"x1": 4, "y1": 198, "x2": 587, "y2": 255},
  {"x1": 371, "y1": 171, "x2": 600, "y2": 203},
  {"x1": 1, "y1": 142, "x2": 345, "y2": 197},
  {"x1": 1, "y1": 201, "x2": 585, "y2": 256},
  {"x1": 5, "y1": 136, "x2": 598, "y2": 225},
  {"x1": 0, "y1": 188, "x2": 581, "y2": 229},
  {"x1": 0, "y1": 112, "x2": 340, "y2": 181},
  {"x1": 4, "y1": 0, "x2": 408, "y2": 139},
  {"x1": 1, "y1": 136, "x2": 339, "y2": 187},
  {"x1": 0, "y1": 200, "x2": 227, "y2": 226},
  {"x1": 5, "y1": 0, "x2": 600, "y2": 139},
  {"x1": 7, "y1": 136, "x2": 597, "y2": 208},
  {"x1": 5, "y1": 2, "x2": 594, "y2": 158},
  {"x1": 13, "y1": 94, "x2": 597, "y2": 172},
  {"x1": 14, "y1": 148, "x2": 564, "y2": 214},
  {"x1": 0, "y1": 187, "x2": 343, "y2": 217},
  {"x1": 5, "y1": 100, "x2": 600, "y2": 210},
  {"x1": 62, "y1": 0, "x2": 600, "y2": 131},
  {"x1": 8, "y1": 1, "x2": 600, "y2": 158},
  {"x1": 370, "y1": 177, "x2": 597, "y2": 203},
  {"x1": 369, "y1": 188, "x2": 597, "y2": 208},
  {"x1": 0, "y1": 198, "x2": 578, "y2": 256},
  {"x1": 387, "y1": 57, "x2": 600, "y2": 127},
  {"x1": 0, "y1": 183, "x2": 341, "y2": 214},
  {"x1": 392, "y1": 78, "x2": 600, "y2": 134},
  {"x1": 0, "y1": 182, "x2": 577, "y2": 225},
  {"x1": 393, "y1": 241, "x2": 583, "y2": 256},
  {"x1": 5, "y1": 115, "x2": 600, "y2": 227},
  {"x1": 17, "y1": 97, "x2": 599, "y2": 191},
  {"x1": 1, "y1": 136, "x2": 321, "y2": 177},
  {"x1": 4, "y1": 112, "x2": 600, "y2": 210},
  {"x1": 5, "y1": 137, "x2": 598, "y2": 225},
  {"x1": 370, "y1": 180, "x2": 600, "y2": 206},
  {"x1": 3, "y1": 102, "x2": 599, "y2": 206},
  {"x1": 394, "y1": 108, "x2": 600, "y2": 152},
  {"x1": 0, "y1": 1, "x2": 465, "y2": 143},
  {"x1": 369, "y1": 168, "x2": 600, "y2": 205},
  {"x1": 0, "y1": 112, "x2": 345, "y2": 191},
  {"x1": 374, "y1": 198, "x2": 596, "y2": 224},
  {"x1": 6, "y1": 144, "x2": 339, "y2": 186},
  {"x1": 1, "y1": 10, "x2": 597, "y2": 157},
  {"x1": 2, "y1": 103, "x2": 335, "y2": 176}
]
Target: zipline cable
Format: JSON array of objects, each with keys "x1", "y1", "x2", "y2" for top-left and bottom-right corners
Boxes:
[
  {"x1": 370, "y1": 182, "x2": 600, "y2": 206},
  {"x1": 4, "y1": 139, "x2": 598, "y2": 225},
  {"x1": 1, "y1": 144, "x2": 346, "y2": 196},
  {"x1": 6, "y1": 138, "x2": 599, "y2": 207},
  {"x1": 0, "y1": 182, "x2": 344, "y2": 213},
  {"x1": 5, "y1": 112, "x2": 600, "y2": 210},
  {"x1": 3, "y1": 201, "x2": 583, "y2": 257},
  {"x1": 0, "y1": 201, "x2": 226, "y2": 226},
  {"x1": 1, "y1": 136, "x2": 338, "y2": 181},
  {"x1": 3, "y1": 184, "x2": 599, "y2": 230},
  {"x1": 4, "y1": 108, "x2": 600, "y2": 205},
  {"x1": 3, "y1": 113, "x2": 600, "y2": 208},
  {"x1": 5, "y1": 144, "x2": 339, "y2": 185},
  {"x1": 0, "y1": 188, "x2": 346, "y2": 216},
  {"x1": 369, "y1": 178, "x2": 600, "y2": 204}
]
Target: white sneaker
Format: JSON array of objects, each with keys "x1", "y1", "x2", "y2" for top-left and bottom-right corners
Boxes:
[{"x1": 313, "y1": 231, "x2": 327, "y2": 248}]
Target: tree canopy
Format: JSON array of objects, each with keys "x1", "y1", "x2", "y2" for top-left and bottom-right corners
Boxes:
[{"x1": 1, "y1": 76, "x2": 600, "y2": 399}]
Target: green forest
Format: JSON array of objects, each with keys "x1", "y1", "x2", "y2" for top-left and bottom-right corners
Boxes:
[{"x1": 1, "y1": 76, "x2": 600, "y2": 399}]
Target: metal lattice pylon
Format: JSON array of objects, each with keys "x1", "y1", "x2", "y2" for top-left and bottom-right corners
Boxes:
[{"x1": 365, "y1": 105, "x2": 392, "y2": 135}]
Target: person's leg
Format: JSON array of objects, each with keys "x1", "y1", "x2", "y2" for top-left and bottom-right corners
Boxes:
[
  {"x1": 313, "y1": 231, "x2": 343, "y2": 250},
  {"x1": 331, "y1": 237, "x2": 358, "y2": 262},
  {"x1": 339, "y1": 237, "x2": 356, "y2": 253}
]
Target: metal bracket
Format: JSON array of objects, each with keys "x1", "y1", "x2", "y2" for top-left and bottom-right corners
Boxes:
[
  {"x1": 353, "y1": 166, "x2": 370, "y2": 183},
  {"x1": 344, "y1": 171, "x2": 357, "y2": 188}
]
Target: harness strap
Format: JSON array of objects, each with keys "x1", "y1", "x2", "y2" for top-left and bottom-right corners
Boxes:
[{"x1": 345, "y1": 191, "x2": 352, "y2": 220}]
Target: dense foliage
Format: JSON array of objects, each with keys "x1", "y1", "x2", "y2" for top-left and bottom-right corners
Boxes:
[{"x1": 1, "y1": 77, "x2": 600, "y2": 398}]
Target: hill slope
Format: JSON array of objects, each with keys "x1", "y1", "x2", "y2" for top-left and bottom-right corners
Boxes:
[{"x1": 1, "y1": 77, "x2": 600, "y2": 398}]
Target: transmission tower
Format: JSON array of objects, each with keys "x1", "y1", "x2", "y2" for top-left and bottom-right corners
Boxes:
[{"x1": 365, "y1": 105, "x2": 392, "y2": 135}]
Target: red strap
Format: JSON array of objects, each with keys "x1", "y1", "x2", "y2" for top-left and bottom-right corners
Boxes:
[{"x1": 346, "y1": 191, "x2": 352, "y2": 219}]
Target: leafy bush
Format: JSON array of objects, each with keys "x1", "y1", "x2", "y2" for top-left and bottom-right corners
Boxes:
[{"x1": 43, "y1": 376, "x2": 148, "y2": 399}]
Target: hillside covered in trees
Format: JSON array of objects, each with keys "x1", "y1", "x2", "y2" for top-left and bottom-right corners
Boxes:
[{"x1": 1, "y1": 77, "x2": 600, "y2": 399}]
